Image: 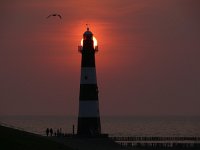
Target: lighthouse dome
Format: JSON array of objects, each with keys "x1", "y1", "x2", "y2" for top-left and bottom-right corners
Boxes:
[{"x1": 83, "y1": 27, "x2": 93, "y2": 36}]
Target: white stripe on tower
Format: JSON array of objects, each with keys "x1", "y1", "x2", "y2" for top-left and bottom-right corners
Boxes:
[{"x1": 78, "y1": 101, "x2": 100, "y2": 117}]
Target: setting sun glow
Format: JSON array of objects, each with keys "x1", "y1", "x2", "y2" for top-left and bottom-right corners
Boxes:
[{"x1": 81, "y1": 37, "x2": 98, "y2": 48}]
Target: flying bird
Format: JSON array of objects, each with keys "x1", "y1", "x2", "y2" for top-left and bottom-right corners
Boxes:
[{"x1": 46, "y1": 14, "x2": 62, "y2": 19}]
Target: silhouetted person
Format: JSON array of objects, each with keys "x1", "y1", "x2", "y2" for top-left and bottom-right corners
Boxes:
[
  {"x1": 73, "y1": 124, "x2": 75, "y2": 135},
  {"x1": 50, "y1": 128, "x2": 53, "y2": 136},
  {"x1": 57, "y1": 129, "x2": 60, "y2": 137},
  {"x1": 46, "y1": 128, "x2": 49, "y2": 136}
]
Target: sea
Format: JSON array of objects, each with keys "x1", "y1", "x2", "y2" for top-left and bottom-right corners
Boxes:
[{"x1": 0, "y1": 116, "x2": 200, "y2": 137}]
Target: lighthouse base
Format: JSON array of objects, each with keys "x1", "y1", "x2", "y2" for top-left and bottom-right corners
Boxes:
[{"x1": 77, "y1": 117, "x2": 101, "y2": 136}]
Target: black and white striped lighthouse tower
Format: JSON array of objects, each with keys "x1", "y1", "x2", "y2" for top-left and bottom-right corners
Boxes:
[{"x1": 77, "y1": 27, "x2": 101, "y2": 136}]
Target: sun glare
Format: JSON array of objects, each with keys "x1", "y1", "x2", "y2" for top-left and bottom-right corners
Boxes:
[{"x1": 81, "y1": 37, "x2": 98, "y2": 48}]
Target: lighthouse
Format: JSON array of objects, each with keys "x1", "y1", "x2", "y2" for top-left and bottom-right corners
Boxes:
[{"x1": 77, "y1": 27, "x2": 101, "y2": 136}]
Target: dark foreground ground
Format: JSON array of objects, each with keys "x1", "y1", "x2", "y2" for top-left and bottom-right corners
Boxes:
[
  {"x1": 0, "y1": 125, "x2": 125, "y2": 150},
  {"x1": 0, "y1": 125, "x2": 199, "y2": 150},
  {"x1": 0, "y1": 125, "x2": 73, "y2": 150}
]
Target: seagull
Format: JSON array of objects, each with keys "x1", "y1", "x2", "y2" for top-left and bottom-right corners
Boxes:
[{"x1": 46, "y1": 14, "x2": 62, "y2": 19}]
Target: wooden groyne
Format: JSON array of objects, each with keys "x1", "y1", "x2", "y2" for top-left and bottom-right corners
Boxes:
[
  {"x1": 110, "y1": 136, "x2": 200, "y2": 141},
  {"x1": 110, "y1": 136, "x2": 200, "y2": 148},
  {"x1": 119, "y1": 142, "x2": 200, "y2": 149}
]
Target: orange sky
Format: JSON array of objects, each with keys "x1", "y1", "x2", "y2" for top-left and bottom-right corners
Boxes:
[{"x1": 0, "y1": 0, "x2": 200, "y2": 116}]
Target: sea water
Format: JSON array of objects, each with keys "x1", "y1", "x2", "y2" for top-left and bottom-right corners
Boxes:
[{"x1": 0, "y1": 116, "x2": 200, "y2": 137}]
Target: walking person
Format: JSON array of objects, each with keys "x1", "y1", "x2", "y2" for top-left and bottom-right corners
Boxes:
[
  {"x1": 57, "y1": 129, "x2": 60, "y2": 137},
  {"x1": 73, "y1": 124, "x2": 75, "y2": 135},
  {"x1": 50, "y1": 128, "x2": 53, "y2": 136},
  {"x1": 46, "y1": 128, "x2": 49, "y2": 136}
]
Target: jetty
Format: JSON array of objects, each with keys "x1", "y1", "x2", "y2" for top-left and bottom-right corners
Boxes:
[
  {"x1": 0, "y1": 125, "x2": 73, "y2": 150},
  {"x1": 0, "y1": 125, "x2": 124, "y2": 150},
  {"x1": 111, "y1": 136, "x2": 200, "y2": 149},
  {"x1": 1, "y1": 124, "x2": 200, "y2": 150}
]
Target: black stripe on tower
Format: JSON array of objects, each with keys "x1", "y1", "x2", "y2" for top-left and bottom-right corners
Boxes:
[
  {"x1": 79, "y1": 84, "x2": 98, "y2": 100},
  {"x1": 81, "y1": 52, "x2": 96, "y2": 67}
]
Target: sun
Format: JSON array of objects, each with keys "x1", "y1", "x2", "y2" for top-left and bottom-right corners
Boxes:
[
  {"x1": 81, "y1": 37, "x2": 98, "y2": 48},
  {"x1": 93, "y1": 37, "x2": 98, "y2": 47}
]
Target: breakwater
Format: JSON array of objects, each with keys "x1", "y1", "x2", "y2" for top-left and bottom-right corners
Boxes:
[
  {"x1": 111, "y1": 136, "x2": 200, "y2": 141},
  {"x1": 110, "y1": 136, "x2": 200, "y2": 148}
]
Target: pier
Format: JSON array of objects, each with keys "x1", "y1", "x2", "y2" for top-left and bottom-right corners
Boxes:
[{"x1": 110, "y1": 136, "x2": 200, "y2": 149}]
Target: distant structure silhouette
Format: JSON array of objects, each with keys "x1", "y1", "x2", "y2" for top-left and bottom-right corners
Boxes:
[
  {"x1": 46, "y1": 14, "x2": 62, "y2": 19},
  {"x1": 77, "y1": 26, "x2": 101, "y2": 136}
]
